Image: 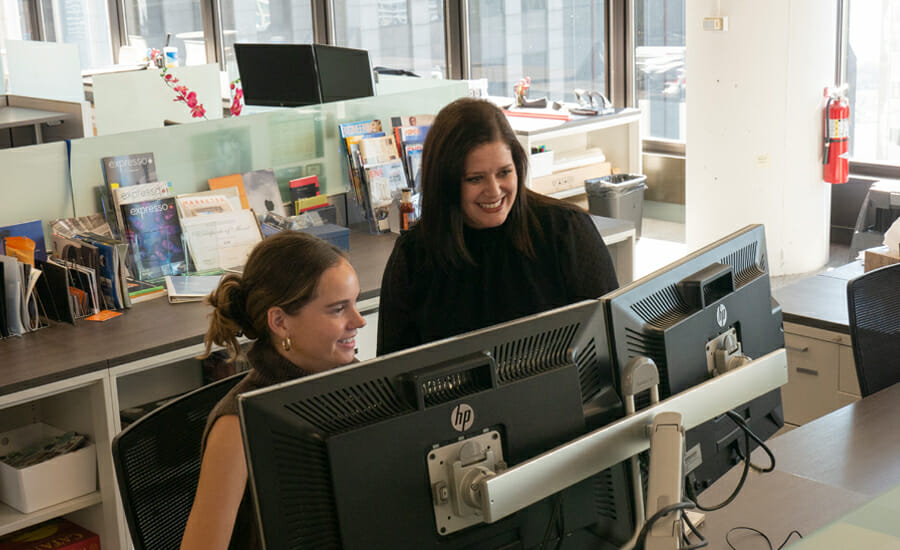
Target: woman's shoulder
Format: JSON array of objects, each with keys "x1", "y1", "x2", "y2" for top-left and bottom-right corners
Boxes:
[
  {"x1": 388, "y1": 225, "x2": 427, "y2": 264},
  {"x1": 530, "y1": 196, "x2": 590, "y2": 230}
]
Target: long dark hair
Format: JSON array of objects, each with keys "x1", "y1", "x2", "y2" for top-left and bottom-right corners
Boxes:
[
  {"x1": 202, "y1": 231, "x2": 347, "y2": 360},
  {"x1": 419, "y1": 97, "x2": 576, "y2": 268}
]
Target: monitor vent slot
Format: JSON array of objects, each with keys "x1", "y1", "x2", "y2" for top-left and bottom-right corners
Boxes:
[
  {"x1": 624, "y1": 329, "x2": 670, "y2": 405},
  {"x1": 630, "y1": 285, "x2": 692, "y2": 329},
  {"x1": 285, "y1": 377, "x2": 413, "y2": 435},
  {"x1": 721, "y1": 241, "x2": 765, "y2": 288},
  {"x1": 492, "y1": 323, "x2": 579, "y2": 384},
  {"x1": 271, "y1": 430, "x2": 342, "y2": 548},
  {"x1": 575, "y1": 337, "x2": 605, "y2": 404},
  {"x1": 422, "y1": 370, "x2": 491, "y2": 407},
  {"x1": 591, "y1": 469, "x2": 617, "y2": 520}
]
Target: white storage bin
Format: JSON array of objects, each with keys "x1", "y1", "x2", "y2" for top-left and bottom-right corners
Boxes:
[
  {"x1": 0, "y1": 423, "x2": 97, "y2": 513},
  {"x1": 530, "y1": 150, "x2": 554, "y2": 177}
]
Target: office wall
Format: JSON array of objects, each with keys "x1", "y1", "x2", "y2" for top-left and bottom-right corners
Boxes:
[{"x1": 686, "y1": 0, "x2": 836, "y2": 276}]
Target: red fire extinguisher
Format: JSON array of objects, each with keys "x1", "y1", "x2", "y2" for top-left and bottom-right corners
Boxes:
[{"x1": 823, "y1": 87, "x2": 850, "y2": 184}]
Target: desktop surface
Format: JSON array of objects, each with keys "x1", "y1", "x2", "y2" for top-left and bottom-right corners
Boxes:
[{"x1": 695, "y1": 382, "x2": 900, "y2": 549}]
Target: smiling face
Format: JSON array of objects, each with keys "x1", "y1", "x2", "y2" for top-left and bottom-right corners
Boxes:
[
  {"x1": 269, "y1": 258, "x2": 365, "y2": 373},
  {"x1": 460, "y1": 141, "x2": 518, "y2": 229}
]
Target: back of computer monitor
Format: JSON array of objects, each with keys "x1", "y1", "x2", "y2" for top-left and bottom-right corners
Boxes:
[
  {"x1": 239, "y1": 299, "x2": 634, "y2": 549},
  {"x1": 602, "y1": 224, "x2": 784, "y2": 494},
  {"x1": 312, "y1": 44, "x2": 375, "y2": 103},
  {"x1": 234, "y1": 43, "x2": 322, "y2": 107}
]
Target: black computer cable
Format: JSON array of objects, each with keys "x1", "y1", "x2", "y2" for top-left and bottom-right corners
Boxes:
[
  {"x1": 726, "y1": 410, "x2": 776, "y2": 473},
  {"x1": 725, "y1": 526, "x2": 773, "y2": 550},
  {"x1": 775, "y1": 529, "x2": 803, "y2": 549},
  {"x1": 685, "y1": 428, "x2": 752, "y2": 512},
  {"x1": 539, "y1": 493, "x2": 564, "y2": 550},
  {"x1": 634, "y1": 501, "x2": 707, "y2": 550},
  {"x1": 724, "y1": 526, "x2": 802, "y2": 550}
]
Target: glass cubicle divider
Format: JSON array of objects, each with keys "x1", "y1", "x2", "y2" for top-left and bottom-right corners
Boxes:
[
  {"x1": 0, "y1": 79, "x2": 465, "y2": 243},
  {"x1": 67, "y1": 79, "x2": 467, "y2": 217}
]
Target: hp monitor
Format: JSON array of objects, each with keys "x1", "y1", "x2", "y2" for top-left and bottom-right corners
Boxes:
[
  {"x1": 601, "y1": 224, "x2": 785, "y2": 496},
  {"x1": 234, "y1": 43, "x2": 374, "y2": 107},
  {"x1": 239, "y1": 299, "x2": 635, "y2": 549}
]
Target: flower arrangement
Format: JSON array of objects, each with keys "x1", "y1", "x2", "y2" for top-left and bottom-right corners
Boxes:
[
  {"x1": 149, "y1": 48, "x2": 207, "y2": 119},
  {"x1": 229, "y1": 79, "x2": 243, "y2": 117}
]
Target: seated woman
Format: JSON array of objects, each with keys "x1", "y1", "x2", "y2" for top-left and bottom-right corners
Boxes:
[
  {"x1": 181, "y1": 231, "x2": 366, "y2": 550},
  {"x1": 377, "y1": 97, "x2": 618, "y2": 355}
]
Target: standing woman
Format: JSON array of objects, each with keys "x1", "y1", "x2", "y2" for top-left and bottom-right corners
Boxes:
[
  {"x1": 377, "y1": 97, "x2": 618, "y2": 355},
  {"x1": 181, "y1": 231, "x2": 366, "y2": 550}
]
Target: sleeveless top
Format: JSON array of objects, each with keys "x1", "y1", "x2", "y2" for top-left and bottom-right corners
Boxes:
[{"x1": 201, "y1": 342, "x2": 313, "y2": 550}]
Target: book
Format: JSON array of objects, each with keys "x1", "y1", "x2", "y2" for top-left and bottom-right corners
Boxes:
[
  {"x1": 0, "y1": 256, "x2": 25, "y2": 336},
  {"x1": 165, "y1": 274, "x2": 224, "y2": 303},
  {"x1": 358, "y1": 135, "x2": 401, "y2": 166},
  {"x1": 112, "y1": 181, "x2": 172, "y2": 238},
  {"x1": 127, "y1": 277, "x2": 166, "y2": 303},
  {"x1": 289, "y1": 175, "x2": 320, "y2": 202},
  {"x1": 101, "y1": 152, "x2": 157, "y2": 188},
  {"x1": 50, "y1": 214, "x2": 113, "y2": 240},
  {"x1": 338, "y1": 119, "x2": 384, "y2": 139},
  {"x1": 0, "y1": 518, "x2": 100, "y2": 550},
  {"x1": 209, "y1": 173, "x2": 250, "y2": 210},
  {"x1": 118, "y1": 196, "x2": 187, "y2": 282},
  {"x1": 0, "y1": 220, "x2": 48, "y2": 263},
  {"x1": 240, "y1": 169, "x2": 287, "y2": 217},
  {"x1": 364, "y1": 161, "x2": 409, "y2": 232},
  {"x1": 176, "y1": 193, "x2": 236, "y2": 218}
]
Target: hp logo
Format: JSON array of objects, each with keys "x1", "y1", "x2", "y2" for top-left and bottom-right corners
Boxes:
[
  {"x1": 716, "y1": 304, "x2": 728, "y2": 328},
  {"x1": 450, "y1": 404, "x2": 475, "y2": 432}
]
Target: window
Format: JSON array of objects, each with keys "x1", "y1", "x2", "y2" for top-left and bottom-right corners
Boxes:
[
  {"x1": 332, "y1": 0, "x2": 445, "y2": 77},
  {"x1": 38, "y1": 0, "x2": 114, "y2": 68},
  {"x1": 846, "y1": 0, "x2": 900, "y2": 164},
  {"x1": 467, "y1": 0, "x2": 606, "y2": 103},
  {"x1": 1, "y1": 0, "x2": 37, "y2": 46},
  {"x1": 634, "y1": 0, "x2": 685, "y2": 142},
  {"x1": 220, "y1": 0, "x2": 313, "y2": 80},
  {"x1": 122, "y1": 0, "x2": 205, "y2": 66}
]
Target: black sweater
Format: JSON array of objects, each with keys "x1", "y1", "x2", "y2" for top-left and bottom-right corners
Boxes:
[{"x1": 377, "y1": 202, "x2": 619, "y2": 355}]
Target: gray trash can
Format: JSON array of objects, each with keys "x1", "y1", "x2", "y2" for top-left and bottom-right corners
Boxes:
[{"x1": 585, "y1": 174, "x2": 647, "y2": 238}]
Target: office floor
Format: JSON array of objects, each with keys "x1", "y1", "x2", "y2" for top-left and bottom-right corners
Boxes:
[{"x1": 634, "y1": 216, "x2": 852, "y2": 289}]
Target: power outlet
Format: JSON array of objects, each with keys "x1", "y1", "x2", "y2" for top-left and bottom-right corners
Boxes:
[{"x1": 702, "y1": 16, "x2": 728, "y2": 31}]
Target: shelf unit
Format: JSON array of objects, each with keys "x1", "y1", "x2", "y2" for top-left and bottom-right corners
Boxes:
[
  {"x1": 0, "y1": 371, "x2": 124, "y2": 547},
  {"x1": 507, "y1": 108, "x2": 642, "y2": 199}
]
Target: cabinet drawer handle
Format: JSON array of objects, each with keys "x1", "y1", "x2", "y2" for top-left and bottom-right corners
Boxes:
[
  {"x1": 796, "y1": 367, "x2": 819, "y2": 376},
  {"x1": 786, "y1": 345, "x2": 809, "y2": 353}
]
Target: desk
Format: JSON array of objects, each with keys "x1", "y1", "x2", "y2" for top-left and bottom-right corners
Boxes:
[
  {"x1": 0, "y1": 106, "x2": 73, "y2": 144},
  {"x1": 0, "y1": 228, "x2": 396, "y2": 546},
  {"x1": 698, "y1": 382, "x2": 900, "y2": 549},
  {"x1": 772, "y1": 261, "x2": 863, "y2": 426}
]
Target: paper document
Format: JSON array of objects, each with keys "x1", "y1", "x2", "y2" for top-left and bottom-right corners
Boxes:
[
  {"x1": 180, "y1": 210, "x2": 262, "y2": 272},
  {"x1": 165, "y1": 274, "x2": 223, "y2": 303}
]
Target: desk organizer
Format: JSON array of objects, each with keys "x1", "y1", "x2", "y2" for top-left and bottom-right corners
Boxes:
[{"x1": 0, "y1": 423, "x2": 97, "y2": 513}]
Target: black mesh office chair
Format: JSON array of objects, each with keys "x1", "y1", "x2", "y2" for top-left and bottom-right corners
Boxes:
[
  {"x1": 847, "y1": 262, "x2": 900, "y2": 397},
  {"x1": 112, "y1": 372, "x2": 246, "y2": 550}
]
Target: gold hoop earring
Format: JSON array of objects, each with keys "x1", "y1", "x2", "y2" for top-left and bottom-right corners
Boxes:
[{"x1": 281, "y1": 337, "x2": 292, "y2": 352}]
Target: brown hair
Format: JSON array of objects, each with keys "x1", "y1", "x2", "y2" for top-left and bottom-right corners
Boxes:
[
  {"x1": 201, "y1": 230, "x2": 348, "y2": 360},
  {"x1": 419, "y1": 97, "x2": 578, "y2": 268}
]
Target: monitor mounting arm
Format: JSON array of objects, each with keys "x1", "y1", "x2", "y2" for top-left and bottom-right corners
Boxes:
[{"x1": 476, "y1": 349, "x2": 787, "y2": 524}]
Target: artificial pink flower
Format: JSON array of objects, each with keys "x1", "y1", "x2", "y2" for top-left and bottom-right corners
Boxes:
[
  {"x1": 185, "y1": 91, "x2": 198, "y2": 108},
  {"x1": 191, "y1": 104, "x2": 206, "y2": 118}
]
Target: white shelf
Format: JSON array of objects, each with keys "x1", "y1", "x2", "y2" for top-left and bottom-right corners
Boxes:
[
  {"x1": 549, "y1": 187, "x2": 587, "y2": 200},
  {"x1": 0, "y1": 491, "x2": 103, "y2": 537}
]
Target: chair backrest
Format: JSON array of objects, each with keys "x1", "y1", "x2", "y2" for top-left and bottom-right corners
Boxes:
[
  {"x1": 112, "y1": 372, "x2": 247, "y2": 550},
  {"x1": 847, "y1": 262, "x2": 900, "y2": 397}
]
